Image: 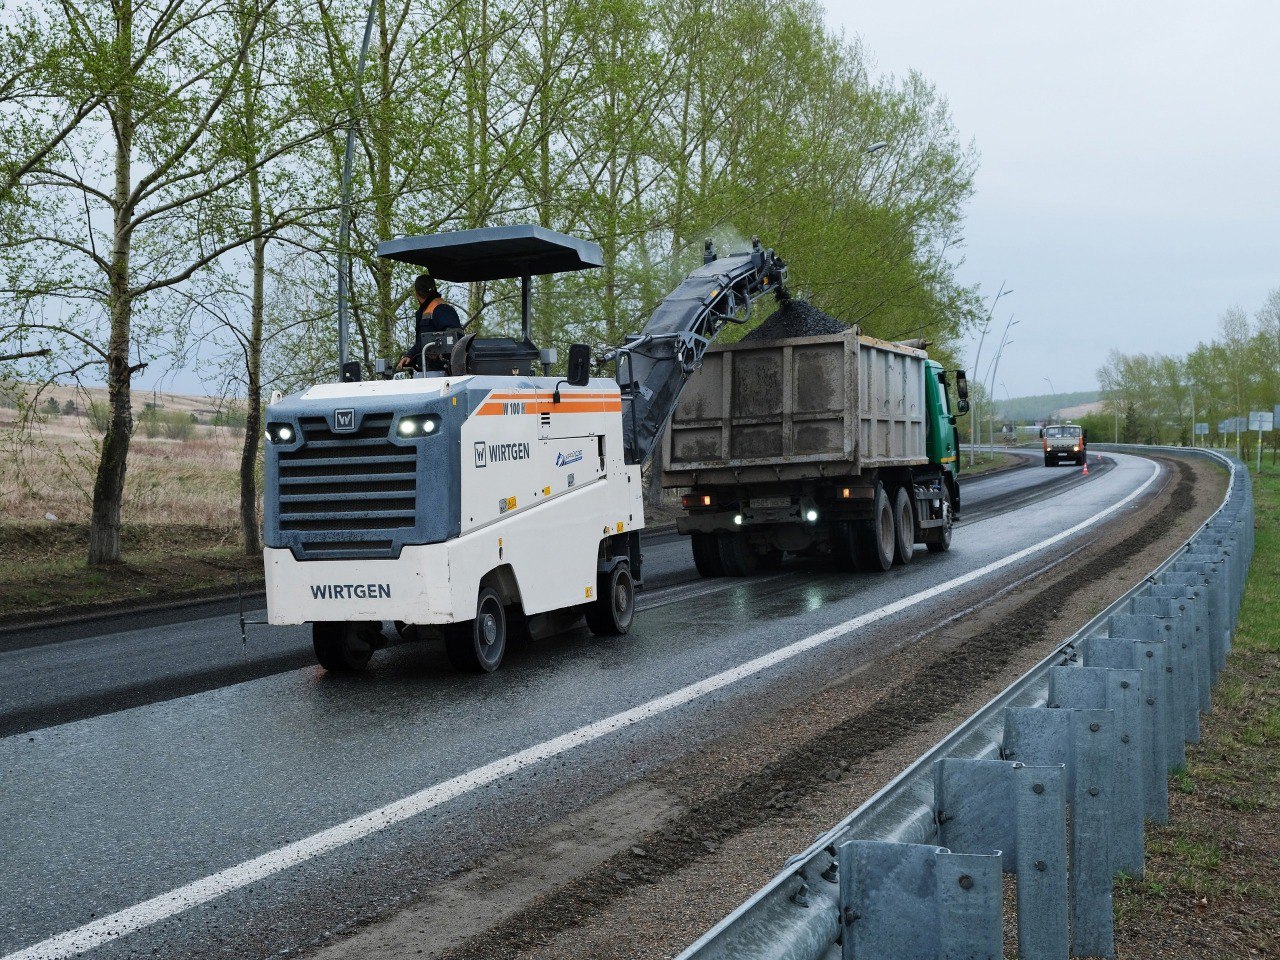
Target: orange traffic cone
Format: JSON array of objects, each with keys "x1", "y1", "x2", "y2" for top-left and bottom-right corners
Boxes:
[{"x1": 1082, "y1": 458, "x2": 1089, "y2": 476}]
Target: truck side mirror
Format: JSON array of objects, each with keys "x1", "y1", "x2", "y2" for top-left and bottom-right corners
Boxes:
[
  {"x1": 1082, "y1": 428, "x2": 1088, "y2": 441},
  {"x1": 1039, "y1": 428, "x2": 1046, "y2": 439},
  {"x1": 955, "y1": 369, "x2": 969, "y2": 401},
  {"x1": 567, "y1": 344, "x2": 592, "y2": 386}
]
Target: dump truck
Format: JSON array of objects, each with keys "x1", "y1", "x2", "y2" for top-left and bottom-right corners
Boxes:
[
  {"x1": 1040, "y1": 422, "x2": 1088, "y2": 466},
  {"x1": 261, "y1": 226, "x2": 787, "y2": 673},
  {"x1": 662, "y1": 328, "x2": 969, "y2": 575}
]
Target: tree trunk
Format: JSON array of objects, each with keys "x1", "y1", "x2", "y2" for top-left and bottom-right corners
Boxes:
[
  {"x1": 88, "y1": 0, "x2": 135, "y2": 566},
  {"x1": 240, "y1": 168, "x2": 265, "y2": 555}
]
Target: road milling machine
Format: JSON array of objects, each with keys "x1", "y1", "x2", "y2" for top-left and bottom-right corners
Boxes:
[{"x1": 262, "y1": 226, "x2": 787, "y2": 672}]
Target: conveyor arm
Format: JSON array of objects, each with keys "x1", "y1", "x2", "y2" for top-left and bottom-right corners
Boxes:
[{"x1": 607, "y1": 237, "x2": 787, "y2": 465}]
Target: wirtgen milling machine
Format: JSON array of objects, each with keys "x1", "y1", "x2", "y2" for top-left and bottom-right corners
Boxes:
[{"x1": 261, "y1": 226, "x2": 787, "y2": 672}]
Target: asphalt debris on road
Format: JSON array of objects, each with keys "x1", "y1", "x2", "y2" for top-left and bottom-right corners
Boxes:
[
  {"x1": 742, "y1": 298, "x2": 847, "y2": 341},
  {"x1": 421, "y1": 459, "x2": 1208, "y2": 960}
]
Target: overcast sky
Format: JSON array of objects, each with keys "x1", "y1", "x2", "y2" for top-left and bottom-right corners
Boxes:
[{"x1": 824, "y1": 1, "x2": 1280, "y2": 399}]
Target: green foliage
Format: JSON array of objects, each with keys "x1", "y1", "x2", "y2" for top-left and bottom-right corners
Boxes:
[
  {"x1": 86, "y1": 401, "x2": 111, "y2": 433},
  {"x1": 1097, "y1": 293, "x2": 1280, "y2": 451},
  {"x1": 42, "y1": 396, "x2": 60, "y2": 417}
]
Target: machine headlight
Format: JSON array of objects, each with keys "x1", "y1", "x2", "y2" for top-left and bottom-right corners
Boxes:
[
  {"x1": 267, "y1": 423, "x2": 294, "y2": 444},
  {"x1": 396, "y1": 415, "x2": 439, "y2": 437},
  {"x1": 805, "y1": 508, "x2": 819, "y2": 522},
  {"x1": 733, "y1": 514, "x2": 743, "y2": 526}
]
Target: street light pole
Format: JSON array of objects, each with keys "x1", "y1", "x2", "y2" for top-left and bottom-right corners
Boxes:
[
  {"x1": 987, "y1": 332, "x2": 1015, "y2": 453},
  {"x1": 969, "y1": 281, "x2": 1012, "y2": 466},
  {"x1": 1043, "y1": 376, "x2": 1056, "y2": 421}
]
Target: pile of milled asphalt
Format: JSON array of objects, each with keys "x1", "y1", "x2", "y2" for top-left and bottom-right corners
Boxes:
[{"x1": 742, "y1": 297, "x2": 847, "y2": 341}]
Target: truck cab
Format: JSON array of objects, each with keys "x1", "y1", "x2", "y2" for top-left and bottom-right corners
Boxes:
[{"x1": 1040, "y1": 422, "x2": 1088, "y2": 466}]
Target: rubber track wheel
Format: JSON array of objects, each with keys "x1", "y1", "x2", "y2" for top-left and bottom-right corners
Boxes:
[
  {"x1": 853, "y1": 484, "x2": 894, "y2": 573},
  {"x1": 313, "y1": 621, "x2": 375, "y2": 672},
  {"x1": 691, "y1": 530, "x2": 725, "y2": 578},
  {"x1": 892, "y1": 486, "x2": 915, "y2": 566},
  {"x1": 444, "y1": 586, "x2": 507, "y2": 673},
  {"x1": 585, "y1": 563, "x2": 636, "y2": 636},
  {"x1": 718, "y1": 532, "x2": 758, "y2": 577}
]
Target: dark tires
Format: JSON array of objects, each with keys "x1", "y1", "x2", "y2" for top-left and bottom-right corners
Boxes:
[
  {"x1": 892, "y1": 486, "x2": 915, "y2": 566},
  {"x1": 832, "y1": 522, "x2": 858, "y2": 570},
  {"x1": 443, "y1": 586, "x2": 507, "y2": 673},
  {"x1": 926, "y1": 494, "x2": 953, "y2": 553},
  {"x1": 757, "y1": 547, "x2": 785, "y2": 571},
  {"x1": 1076, "y1": 453, "x2": 1086, "y2": 466},
  {"x1": 586, "y1": 562, "x2": 636, "y2": 636},
  {"x1": 691, "y1": 530, "x2": 726, "y2": 578},
  {"x1": 718, "y1": 531, "x2": 759, "y2": 577},
  {"x1": 854, "y1": 483, "x2": 895, "y2": 572},
  {"x1": 313, "y1": 621, "x2": 379, "y2": 672},
  {"x1": 1044, "y1": 454, "x2": 1053, "y2": 467}
]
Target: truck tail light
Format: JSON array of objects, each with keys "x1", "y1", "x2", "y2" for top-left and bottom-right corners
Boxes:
[
  {"x1": 838, "y1": 487, "x2": 853, "y2": 499},
  {"x1": 682, "y1": 493, "x2": 715, "y2": 509}
]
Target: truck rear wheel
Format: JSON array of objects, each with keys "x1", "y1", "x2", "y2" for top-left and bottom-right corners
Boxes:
[
  {"x1": 718, "y1": 532, "x2": 758, "y2": 577},
  {"x1": 313, "y1": 621, "x2": 378, "y2": 672},
  {"x1": 691, "y1": 531, "x2": 726, "y2": 577},
  {"x1": 586, "y1": 562, "x2": 636, "y2": 636},
  {"x1": 854, "y1": 484, "x2": 895, "y2": 573},
  {"x1": 443, "y1": 587, "x2": 507, "y2": 673},
  {"x1": 892, "y1": 487, "x2": 915, "y2": 566}
]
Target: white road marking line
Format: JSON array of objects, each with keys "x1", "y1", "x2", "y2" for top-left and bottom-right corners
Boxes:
[{"x1": 4, "y1": 457, "x2": 1161, "y2": 960}]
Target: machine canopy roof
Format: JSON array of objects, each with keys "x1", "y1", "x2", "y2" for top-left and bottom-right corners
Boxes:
[{"x1": 375, "y1": 225, "x2": 604, "y2": 282}]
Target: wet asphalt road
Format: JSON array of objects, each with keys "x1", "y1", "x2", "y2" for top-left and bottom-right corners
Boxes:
[{"x1": 0, "y1": 451, "x2": 1138, "y2": 960}]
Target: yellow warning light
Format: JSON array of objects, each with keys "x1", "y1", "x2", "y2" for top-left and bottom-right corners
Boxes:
[
  {"x1": 585, "y1": 586, "x2": 593, "y2": 599},
  {"x1": 543, "y1": 486, "x2": 551, "y2": 496},
  {"x1": 506, "y1": 496, "x2": 517, "y2": 510},
  {"x1": 616, "y1": 521, "x2": 624, "y2": 532},
  {"x1": 452, "y1": 397, "x2": 457, "y2": 405}
]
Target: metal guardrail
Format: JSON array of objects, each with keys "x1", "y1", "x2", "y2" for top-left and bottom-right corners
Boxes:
[{"x1": 678, "y1": 446, "x2": 1253, "y2": 960}]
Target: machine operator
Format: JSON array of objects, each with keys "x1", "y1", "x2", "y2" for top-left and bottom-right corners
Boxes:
[{"x1": 398, "y1": 274, "x2": 462, "y2": 371}]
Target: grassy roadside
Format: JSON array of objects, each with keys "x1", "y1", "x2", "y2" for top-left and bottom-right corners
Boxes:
[
  {"x1": 960, "y1": 449, "x2": 1021, "y2": 477},
  {"x1": 0, "y1": 523, "x2": 261, "y2": 622},
  {"x1": 1112, "y1": 464, "x2": 1279, "y2": 958}
]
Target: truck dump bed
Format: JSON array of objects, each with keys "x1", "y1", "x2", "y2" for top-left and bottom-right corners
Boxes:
[{"x1": 661, "y1": 328, "x2": 928, "y2": 486}]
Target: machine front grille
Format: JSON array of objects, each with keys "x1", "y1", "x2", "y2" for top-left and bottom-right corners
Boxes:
[{"x1": 276, "y1": 413, "x2": 417, "y2": 559}]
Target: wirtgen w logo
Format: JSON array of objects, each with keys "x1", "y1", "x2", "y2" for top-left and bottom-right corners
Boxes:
[
  {"x1": 333, "y1": 409, "x2": 356, "y2": 432},
  {"x1": 474, "y1": 441, "x2": 487, "y2": 467}
]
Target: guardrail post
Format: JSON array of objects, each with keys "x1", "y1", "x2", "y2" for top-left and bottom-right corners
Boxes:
[
  {"x1": 1130, "y1": 599, "x2": 1201, "y2": 744},
  {"x1": 1002, "y1": 707, "x2": 1116, "y2": 958},
  {"x1": 934, "y1": 759, "x2": 1068, "y2": 960},
  {"x1": 1149, "y1": 583, "x2": 1213, "y2": 714},
  {"x1": 1048, "y1": 666, "x2": 1144, "y2": 879},
  {"x1": 1081, "y1": 637, "x2": 1169, "y2": 823},
  {"x1": 1108, "y1": 616, "x2": 1184, "y2": 770},
  {"x1": 1172, "y1": 558, "x2": 1229, "y2": 675},
  {"x1": 838, "y1": 841, "x2": 1003, "y2": 960}
]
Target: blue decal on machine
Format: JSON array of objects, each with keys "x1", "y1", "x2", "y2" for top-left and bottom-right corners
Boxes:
[{"x1": 556, "y1": 449, "x2": 583, "y2": 467}]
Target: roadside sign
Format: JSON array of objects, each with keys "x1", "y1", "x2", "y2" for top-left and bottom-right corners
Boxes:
[
  {"x1": 1249, "y1": 411, "x2": 1274, "y2": 432},
  {"x1": 1218, "y1": 420, "x2": 1228, "y2": 433},
  {"x1": 1194, "y1": 422, "x2": 1208, "y2": 436}
]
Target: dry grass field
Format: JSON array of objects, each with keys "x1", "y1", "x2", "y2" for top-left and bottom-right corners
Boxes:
[{"x1": 0, "y1": 390, "x2": 261, "y2": 622}]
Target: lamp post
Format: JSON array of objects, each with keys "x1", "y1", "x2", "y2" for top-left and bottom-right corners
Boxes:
[
  {"x1": 1043, "y1": 376, "x2": 1056, "y2": 421},
  {"x1": 987, "y1": 332, "x2": 1015, "y2": 453},
  {"x1": 969, "y1": 282, "x2": 1013, "y2": 465}
]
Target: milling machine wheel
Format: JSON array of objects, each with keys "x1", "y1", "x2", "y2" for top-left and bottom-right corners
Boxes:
[
  {"x1": 443, "y1": 587, "x2": 507, "y2": 673},
  {"x1": 586, "y1": 562, "x2": 636, "y2": 636},
  {"x1": 313, "y1": 621, "x2": 379, "y2": 672}
]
